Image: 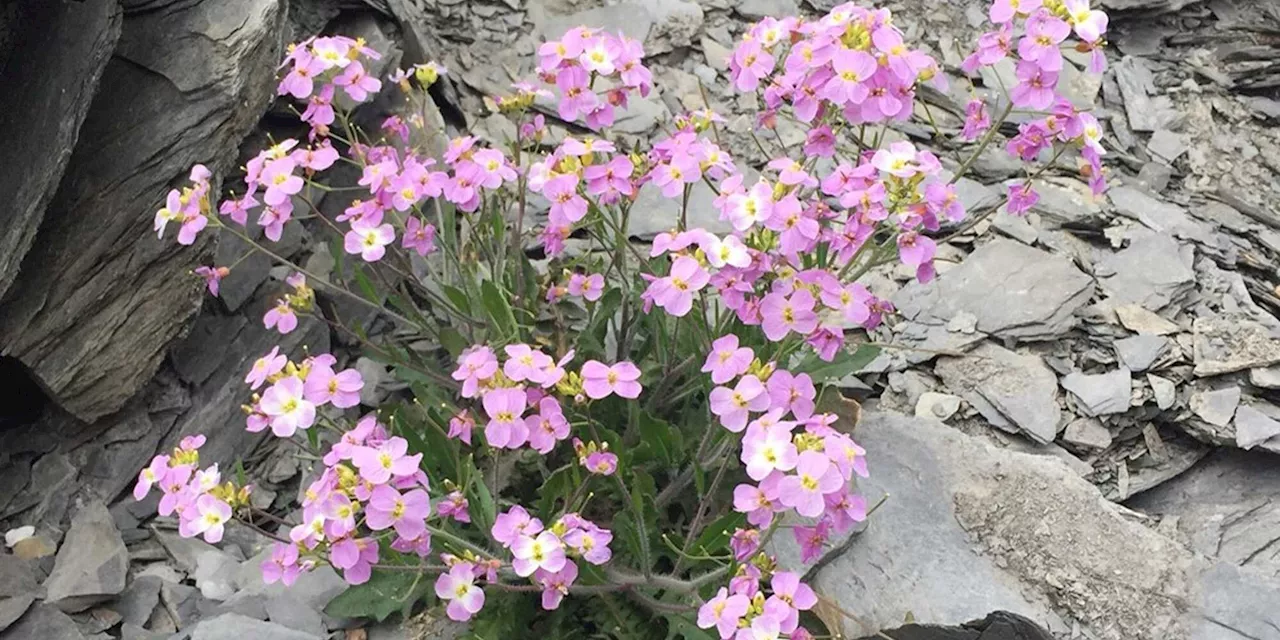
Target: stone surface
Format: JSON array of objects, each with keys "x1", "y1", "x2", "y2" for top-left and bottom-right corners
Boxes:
[
  {"x1": 1095, "y1": 231, "x2": 1196, "y2": 312},
  {"x1": 1115, "y1": 304, "x2": 1180, "y2": 335},
  {"x1": 1113, "y1": 335, "x2": 1170, "y2": 372},
  {"x1": 535, "y1": 0, "x2": 703, "y2": 56},
  {"x1": 895, "y1": 240, "x2": 1093, "y2": 342},
  {"x1": 194, "y1": 549, "x2": 243, "y2": 601},
  {"x1": 1249, "y1": 366, "x2": 1280, "y2": 389},
  {"x1": 855, "y1": 612, "x2": 1054, "y2": 640},
  {"x1": 1062, "y1": 417, "x2": 1113, "y2": 450},
  {"x1": 188, "y1": 613, "x2": 317, "y2": 640},
  {"x1": 1060, "y1": 368, "x2": 1133, "y2": 417},
  {"x1": 2, "y1": 603, "x2": 86, "y2": 640},
  {"x1": 915, "y1": 392, "x2": 963, "y2": 421},
  {"x1": 0, "y1": 0, "x2": 121, "y2": 301},
  {"x1": 736, "y1": 0, "x2": 800, "y2": 19},
  {"x1": 935, "y1": 342, "x2": 1062, "y2": 444},
  {"x1": 0, "y1": 0, "x2": 285, "y2": 422},
  {"x1": 1233, "y1": 405, "x2": 1280, "y2": 451},
  {"x1": 43, "y1": 500, "x2": 127, "y2": 612},
  {"x1": 110, "y1": 576, "x2": 161, "y2": 628},
  {"x1": 1193, "y1": 313, "x2": 1280, "y2": 377},
  {"x1": 1109, "y1": 186, "x2": 1214, "y2": 245},
  {"x1": 0, "y1": 595, "x2": 34, "y2": 633},
  {"x1": 1189, "y1": 387, "x2": 1241, "y2": 428},
  {"x1": 263, "y1": 593, "x2": 326, "y2": 637}
]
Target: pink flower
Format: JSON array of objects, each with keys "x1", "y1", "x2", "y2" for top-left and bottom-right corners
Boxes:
[
  {"x1": 492, "y1": 506, "x2": 543, "y2": 548},
  {"x1": 245, "y1": 346, "x2": 286, "y2": 390},
  {"x1": 823, "y1": 49, "x2": 876, "y2": 104},
  {"x1": 512, "y1": 530, "x2": 567, "y2": 577},
  {"x1": 825, "y1": 432, "x2": 869, "y2": 479},
  {"x1": 134, "y1": 455, "x2": 170, "y2": 500},
  {"x1": 259, "y1": 377, "x2": 316, "y2": 437},
  {"x1": 448, "y1": 411, "x2": 475, "y2": 445},
  {"x1": 990, "y1": 0, "x2": 1041, "y2": 23},
  {"x1": 1007, "y1": 181, "x2": 1040, "y2": 216},
  {"x1": 452, "y1": 346, "x2": 499, "y2": 398},
  {"x1": 482, "y1": 387, "x2": 529, "y2": 449},
  {"x1": 194, "y1": 266, "x2": 228, "y2": 297},
  {"x1": 725, "y1": 179, "x2": 774, "y2": 231},
  {"x1": 436, "y1": 490, "x2": 471, "y2": 523},
  {"x1": 779, "y1": 450, "x2": 843, "y2": 517},
  {"x1": 766, "y1": 370, "x2": 816, "y2": 420},
  {"x1": 733, "y1": 481, "x2": 779, "y2": 528},
  {"x1": 1018, "y1": 14, "x2": 1070, "y2": 72},
  {"x1": 333, "y1": 61, "x2": 382, "y2": 102},
  {"x1": 344, "y1": 218, "x2": 395, "y2": 262},
  {"x1": 527, "y1": 397, "x2": 570, "y2": 454},
  {"x1": 567, "y1": 273, "x2": 605, "y2": 301},
  {"x1": 183, "y1": 495, "x2": 231, "y2": 544},
  {"x1": 535, "y1": 561, "x2": 579, "y2": 611},
  {"x1": 793, "y1": 519, "x2": 831, "y2": 564},
  {"x1": 768, "y1": 571, "x2": 817, "y2": 633},
  {"x1": 563, "y1": 522, "x2": 613, "y2": 564},
  {"x1": 759, "y1": 290, "x2": 818, "y2": 341},
  {"x1": 731, "y1": 40, "x2": 774, "y2": 92},
  {"x1": 332, "y1": 537, "x2": 380, "y2": 585},
  {"x1": 264, "y1": 299, "x2": 298, "y2": 335},
  {"x1": 1010, "y1": 60, "x2": 1058, "y2": 110},
  {"x1": 435, "y1": 565, "x2": 485, "y2": 621},
  {"x1": 961, "y1": 98, "x2": 991, "y2": 141},
  {"x1": 824, "y1": 488, "x2": 868, "y2": 533},
  {"x1": 504, "y1": 344, "x2": 554, "y2": 385},
  {"x1": 401, "y1": 216, "x2": 437, "y2": 256},
  {"x1": 742, "y1": 422, "x2": 798, "y2": 481},
  {"x1": 279, "y1": 56, "x2": 324, "y2": 99},
  {"x1": 648, "y1": 256, "x2": 710, "y2": 317},
  {"x1": 262, "y1": 157, "x2": 303, "y2": 207},
  {"x1": 555, "y1": 65, "x2": 598, "y2": 121},
  {"x1": 697, "y1": 587, "x2": 750, "y2": 639},
  {"x1": 710, "y1": 375, "x2": 770, "y2": 432},
  {"x1": 366, "y1": 485, "x2": 431, "y2": 540},
  {"x1": 351, "y1": 436, "x2": 422, "y2": 484},
  {"x1": 702, "y1": 334, "x2": 754, "y2": 384},
  {"x1": 545, "y1": 174, "x2": 588, "y2": 225},
  {"x1": 729, "y1": 527, "x2": 760, "y2": 562},
  {"x1": 1066, "y1": 0, "x2": 1109, "y2": 42},
  {"x1": 580, "y1": 360, "x2": 642, "y2": 399},
  {"x1": 897, "y1": 231, "x2": 937, "y2": 270},
  {"x1": 304, "y1": 364, "x2": 363, "y2": 408},
  {"x1": 262, "y1": 542, "x2": 304, "y2": 586},
  {"x1": 583, "y1": 450, "x2": 618, "y2": 475}
]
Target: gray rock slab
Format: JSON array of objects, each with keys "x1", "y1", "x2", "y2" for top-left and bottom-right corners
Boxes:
[
  {"x1": 1250, "y1": 366, "x2": 1280, "y2": 389},
  {"x1": 0, "y1": 0, "x2": 122, "y2": 301},
  {"x1": 1095, "y1": 231, "x2": 1196, "y2": 313},
  {"x1": 736, "y1": 0, "x2": 800, "y2": 19},
  {"x1": 1114, "y1": 55, "x2": 1181, "y2": 132},
  {"x1": 895, "y1": 240, "x2": 1094, "y2": 342},
  {"x1": 935, "y1": 342, "x2": 1062, "y2": 444},
  {"x1": 1115, "y1": 304, "x2": 1181, "y2": 335},
  {"x1": 44, "y1": 500, "x2": 127, "y2": 612},
  {"x1": 194, "y1": 550, "x2": 243, "y2": 601},
  {"x1": 1114, "y1": 335, "x2": 1170, "y2": 372},
  {"x1": 1193, "y1": 313, "x2": 1280, "y2": 377},
  {"x1": 235, "y1": 555, "x2": 346, "y2": 613},
  {"x1": 1062, "y1": 417, "x2": 1113, "y2": 450},
  {"x1": 1189, "y1": 387, "x2": 1241, "y2": 427},
  {"x1": 1108, "y1": 185, "x2": 1215, "y2": 245},
  {"x1": 111, "y1": 576, "x2": 161, "y2": 628},
  {"x1": 0, "y1": 0, "x2": 285, "y2": 422},
  {"x1": 1233, "y1": 405, "x2": 1280, "y2": 451},
  {"x1": 188, "y1": 613, "x2": 317, "y2": 640},
  {"x1": 1061, "y1": 368, "x2": 1133, "y2": 417},
  {"x1": 1149, "y1": 374, "x2": 1177, "y2": 410},
  {"x1": 0, "y1": 595, "x2": 35, "y2": 633},
  {"x1": 535, "y1": 0, "x2": 702, "y2": 56},
  {"x1": 264, "y1": 593, "x2": 326, "y2": 637},
  {"x1": 3, "y1": 603, "x2": 85, "y2": 640}
]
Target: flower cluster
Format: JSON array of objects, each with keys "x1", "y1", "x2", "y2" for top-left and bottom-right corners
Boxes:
[
  {"x1": 536, "y1": 27, "x2": 653, "y2": 129},
  {"x1": 241, "y1": 347, "x2": 365, "y2": 437},
  {"x1": 697, "y1": 570, "x2": 818, "y2": 640},
  {"x1": 154, "y1": 165, "x2": 213, "y2": 246},
  {"x1": 278, "y1": 35, "x2": 384, "y2": 133},
  {"x1": 134, "y1": 436, "x2": 247, "y2": 545}
]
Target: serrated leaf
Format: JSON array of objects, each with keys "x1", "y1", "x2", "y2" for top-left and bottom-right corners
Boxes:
[
  {"x1": 324, "y1": 567, "x2": 428, "y2": 622},
  {"x1": 794, "y1": 343, "x2": 882, "y2": 382}
]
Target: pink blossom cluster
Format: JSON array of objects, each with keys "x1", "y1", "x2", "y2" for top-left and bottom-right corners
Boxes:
[
  {"x1": 727, "y1": 5, "x2": 945, "y2": 126},
  {"x1": 154, "y1": 165, "x2": 213, "y2": 246},
  {"x1": 134, "y1": 435, "x2": 236, "y2": 545},
  {"x1": 697, "y1": 570, "x2": 819, "y2": 640},
  {"x1": 278, "y1": 35, "x2": 384, "y2": 134},
  {"x1": 240, "y1": 347, "x2": 365, "y2": 436},
  {"x1": 536, "y1": 27, "x2": 653, "y2": 129},
  {"x1": 546, "y1": 271, "x2": 605, "y2": 303}
]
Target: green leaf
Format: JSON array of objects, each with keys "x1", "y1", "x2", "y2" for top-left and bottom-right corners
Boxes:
[
  {"x1": 466, "y1": 462, "x2": 497, "y2": 537},
  {"x1": 441, "y1": 284, "x2": 472, "y2": 316},
  {"x1": 794, "y1": 343, "x2": 882, "y2": 382},
  {"x1": 438, "y1": 326, "x2": 469, "y2": 358},
  {"x1": 582, "y1": 288, "x2": 622, "y2": 355},
  {"x1": 611, "y1": 511, "x2": 646, "y2": 563},
  {"x1": 352, "y1": 265, "x2": 381, "y2": 305},
  {"x1": 691, "y1": 511, "x2": 745, "y2": 557},
  {"x1": 324, "y1": 567, "x2": 429, "y2": 622},
  {"x1": 538, "y1": 465, "x2": 576, "y2": 519},
  {"x1": 665, "y1": 614, "x2": 717, "y2": 640},
  {"x1": 637, "y1": 412, "x2": 684, "y2": 468},
  {"x1": 480, "y1": 280, "x2": 519, "y2": 341}
]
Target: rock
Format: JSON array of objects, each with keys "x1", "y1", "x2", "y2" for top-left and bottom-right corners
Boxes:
[
  {"x1": 935, "y1": 343, "x2": 1062, "y2": 444},
  {"x1": 1147, "y1": 129, "x2": 1188, "y2": 163},
  {"x1": 0, "y1": 0, "x2": 285, "y2": 422},
  {"x1": 0, "y1": 595, "x2": 35, "y2": 633},
  {"x1": 1062, "y1": 418, "x2": 1113, "y2": 450},
  {"x1": 1113, "y1": 335, "x2": 1170, "y2": 372},
  {"x1": 188, "y1": 613, "x2": 317, "y2": 640},
  {"x1": 736, "y1": 0, "x2": 800, "y2": 19},
  {"x1": 111, "y1": 576, "x2": 162, "y2": 628},
  {"x1": 1115, "y1": 304, "x2": 1180, "y2": 335},
  {"x1": 236, "y1": 554, "x2": 347, "y2": 612},
  {"x1": 1060, "y1": 368, "x2": 1132, "y2": 417},
  {"x1": 1193, "y1": 313, "x2": 1280, "y2": 377},
  {"x1": 1114, "y1": 56, "x2": 1180, "y2": 132},
  {"x1": 156, "y1": 532, "x2": 239, "y2": 574},
  {"x1": 264, "y1": 593, "x2": 326, "y2": 636},
  {"x1": 1095, "y1": 231, "x2": 1196, "y2": 313},
  {"x1": 1107, "y1": 185, "x2": 1215, "y2": 245},
  {"x1": 895, "y1": 240, "x2": 1093, "y2": 342},
  {"x1": 0, "y1": 0, "x2": 122, "y2": 301},
  {"x1": 43, "y1": 500, "x2": 127, "y2": 613},
  {"x1": 854, "y1": 611, "x2": 1054, "y2": 640},
  {"x1": 701, "y1": 35, "x2": 732, "y2": 71},
  {"x1": 1129, "y1": 449, "x2": 1280, "y2": 578},
  {"x1": 1137, "y1": 162, "x2": 1173, "y2": 192},
  {"x1": 1099, "y1": 0, "x2": 1200, "y2": 14},
  {"x1": 1148, "y1": 374, "x2": 1177, "y2": 410},
  {"x1": 915, "y1": 392, "x2": 963, "y2": 421},
  {"x1": 2, "y1": 603, "x2": 86, "y2": 640},
  {"x1": 536, "y1": 0, "x2": 703, "y2": 56},
  {"x1": 1233, "y1": 405, "x2": 1280, "y2": 451},
  {"x1": 1250, "y1": 366, "x2": 1280, "y2": 389},
  {"x1": 194, "y1": 550, "x2": 243, "y2": 601},
  {"x1": 1189, "y1": 387, "x2": 1241, "y2": 428},
  {"x1": 627, "y1": 177, "x2": 734, "y2": 240}
]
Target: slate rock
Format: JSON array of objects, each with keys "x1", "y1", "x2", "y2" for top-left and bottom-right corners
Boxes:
[
  {"x1": 1107, "y1": 185, "x2": 1215, "y2": 245},
  {"x1": 188, "y1": 613, "x2": 316, "y2": 640},
  {"x1": 194, "y1": 550, "x2": 242, "y2": 601},
  {"x1": 1060, "y1": 368, "x2": 1132, "y2": 417},
  {"x1": 1113, "y1": 335, "x2": 1170, "y2": 372},
  {"x1": 3, "y1": 603, "x2": 85, "y2": 640},
  {"x1": 1193, "y1": 313, "x2": 1280, "y2": 377},
  {"x1": 1062, "y1": 418, "x2": 1113, "y2": 450},
  {"x1": 1188, "y1": 387, "x2": 1241, "y2": 428},
  {"x1": 536, "y1": 0, "x2": 703, "y2": 56},
  {"x1": 915, "y1": 392, "x2": 963, "y2": 421},
  {"x1": 0, "y1": 0, "x2": 122, "y2": 301},
  {"x1": 44, "y1": 500, "x2": 128, "y2": 612},
  {"x1": 1115, "y1": 304, "x2": 1180, "y2": 335},
  {"x1": 1251, "y1": 366, "x2": 1280, "y2": 389},
  {"x1": 236, "y1": 555, "x2": 347, "y2": 612},
  {"x1": 1113, "y1": 56, "x2": 1180, "y2": 132},
  {"x1": 736, "y1": 0, "x2": 800, "y2": 19},
  {"x1": 0, "y1": 0, "x2": 285, "y2": 422},
  {"x1": 935, "y1": 343, "x2": 1061, "y2": 444},
  {"x1": 1233, "y1": 405, "x2": 1280, "y2": 451},
  {"x1": 0, "y1": 595, "x2": 35, "y2": 633},
  {"x1": 1148, "y1": 374, "x2": 1177, "y2": 410},
  {"x1": 264, "y1": 593, "x2": 326, "y2": 637},
  {"x1": 857, "y1": 611, "x2": 1054, "y2": 640},
  {"x1": 895, "y1": 240, "x2": 1093, "y2": 342},
  {"x1": 0, "y1": 555, "x2": 41, "y2": 599},
  {"x1": 1095, "y1": 231, "x2": 1196, "y2": 313},
  {"x1": 111, "y1": 576, "x2": 162, "y2": 628}
]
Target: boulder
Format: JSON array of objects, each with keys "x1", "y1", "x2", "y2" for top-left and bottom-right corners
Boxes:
[
  {"x1": 0, "y1": 0, "x2": 286, "y2": 422},
  {"x1": 43, "y1": 500, "x2": 128, "y2": 612}
]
